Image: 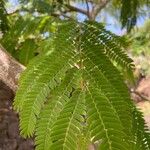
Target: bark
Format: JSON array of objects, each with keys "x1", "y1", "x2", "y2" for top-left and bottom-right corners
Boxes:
[{"x1": 0, "y1": 45, "x2": 25, "y2": 92}]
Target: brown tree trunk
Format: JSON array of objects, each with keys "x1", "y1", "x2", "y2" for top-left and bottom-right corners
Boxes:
[{"x1": 0, "y1": 45, "x2": 25, "y2": 92}]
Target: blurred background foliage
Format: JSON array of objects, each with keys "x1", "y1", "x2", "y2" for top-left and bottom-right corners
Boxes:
[
  {"x1": 129, "y1": 19, "x2": 150, "y2": 76},
  {"x1": 0, "y1": 0, "x2": 9, "y2": 34}
]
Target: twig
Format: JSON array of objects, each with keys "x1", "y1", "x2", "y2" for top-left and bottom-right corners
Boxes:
[
  {"x1": 85, "y1": 0, "x2": 90, "y2": 17},
  {"x1": 50, "y1": 12, "x2": 74, "y2": 20},
  {"x1": 131, "y1": 90, "x2": 150, "y2": 101}
]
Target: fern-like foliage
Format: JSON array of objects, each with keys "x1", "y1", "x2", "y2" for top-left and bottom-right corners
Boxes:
[
  {"x1": 0, "y1": 0, "x2": 9, "y2": 34},
  {"x1": 1, "y1": 15, "x2": 55, "y2": 65},
  {"x1": 120, "y1": 0, "x2": 139, "y2": 32},
  {"x1": 14, "y1": 21, "x2": 150, "y2": 150}
]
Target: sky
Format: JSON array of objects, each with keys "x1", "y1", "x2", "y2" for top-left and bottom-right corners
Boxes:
[
  {"x1": 9, "y1": 0, "x2": 18, "y2": 5},
  {"x1": 8, "y1": 0, "x2": 149, "y2": 35},
  {"x1": 76, "y1": 2, "x2": 150, "y2": 35}
]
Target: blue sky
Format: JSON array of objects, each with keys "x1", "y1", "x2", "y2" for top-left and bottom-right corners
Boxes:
[
  {"x1": 9, "y1": 0, "x2": 18, "y2": 5},
  {"x1": 8, "y1": 0, "x2": 149, "y2": 35},
  {"x1": 76, "y1": 2, "x2": 150, "y2": 35}
]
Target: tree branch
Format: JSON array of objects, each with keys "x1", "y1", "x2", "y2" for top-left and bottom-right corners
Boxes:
[
  {"x1": 65, "y1": 4, "x2": 88, "y2": 16},
  {"x1": 131, "y1": 90, "x2": 150, "y2": 102},
  {"x1": 0, "y1": 45, "x2": 25, "y2": 92},
  {"x1": 87, "y1": 0, "x2": 94, "y2": 4},
  {"x1": 89, "y1": 0, "x2": 110, "y2": 20},
  {"x1": 85, "y1": 0, "x2": 90, "y2": 17}
]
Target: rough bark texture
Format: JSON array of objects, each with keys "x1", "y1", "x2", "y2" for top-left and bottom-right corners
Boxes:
[
  {"x1": 0, "y1": 81, "x2": 34, "y2": 150},
  {"x1": 0, "y1": 45, "x2": 35, "y2": 149},
  {"x1": 0, "y1": 45, "x2": 25, "y2": 92}
]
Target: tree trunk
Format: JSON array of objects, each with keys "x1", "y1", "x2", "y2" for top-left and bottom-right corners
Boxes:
[{"x1": 0, "y1": 45, "x2": 25, "y2": 92}]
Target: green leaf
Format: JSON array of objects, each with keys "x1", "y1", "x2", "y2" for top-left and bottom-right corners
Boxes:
[
  {"x1": 18, "y1": 39, "x2": 37, "y2": 65},
  {"x1": 14, "y1": 21, "x2": 150, "y2": 149}
]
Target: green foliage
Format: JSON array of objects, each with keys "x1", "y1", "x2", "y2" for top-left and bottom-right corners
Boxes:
[
  {"x1": 14, "y1": 21, "x2": 150, "y2": 149},
  {"x1": 17, "y1": 39, "x2": 37, "y2": 65},
  {"x1": 111, "y1": 0, "x2": 149, "y2": 32},
  {"x1": 1, "y1": 15, "x2": 55, "y2": 65},
  {"x1": 120, "y1": 0, "x2": 140, "y2": 32},
  {"x1": 0, "y1": 0, "x2": 9, "y2": 33},
  {"x1": 130, "y1": 19, "x2": 150, "y2": 55},
  {"x1": 129, "y1": 19, "x2": 150, "y2": 76}
]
